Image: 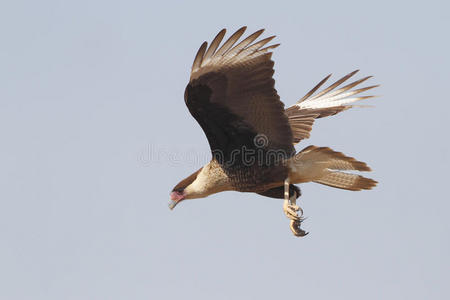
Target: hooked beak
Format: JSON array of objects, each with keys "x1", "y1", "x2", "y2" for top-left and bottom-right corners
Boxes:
[
  {"x1": 169, "y1": 191, "x2": 184, "y2": 210},
  {"x1": 168, "y1": 200, "x2": 178, "y2": 210}
]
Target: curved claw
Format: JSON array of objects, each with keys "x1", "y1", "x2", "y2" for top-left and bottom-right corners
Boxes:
[
  {"x1": 297, "y1": 206, "x2": 304, "y2": 217},
  {"x1": 287, "y1": 214, "x2": 301, "y2": 221},
  {"x1": 289, "y1": 220, "x2": 309, "y2": 237},
  {"x1": 286, "y1": 211, "x2": 301, "y2": 221}
]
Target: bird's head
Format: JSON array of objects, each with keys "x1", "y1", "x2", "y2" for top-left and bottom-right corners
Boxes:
[
  {"x1": 169, "y1": 187, "x2": 186, "y2": 210},
  {"x1": 168, "y1": 168, "x2": 202, "y2": 210}
]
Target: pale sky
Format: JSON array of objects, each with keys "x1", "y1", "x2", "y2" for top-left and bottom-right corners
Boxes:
[{"x1": 1, "y1": 0, "x2": 449, "y2": 299}]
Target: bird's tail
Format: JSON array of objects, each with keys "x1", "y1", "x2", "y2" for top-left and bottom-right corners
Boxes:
[{"x1": 288, "y1": 145, "x2": 377, "y2": 191}]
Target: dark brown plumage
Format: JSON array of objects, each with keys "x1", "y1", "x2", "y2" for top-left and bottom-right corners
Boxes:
[{"x1": 169, "y1": 27, "x2": 378, "y2": 236}]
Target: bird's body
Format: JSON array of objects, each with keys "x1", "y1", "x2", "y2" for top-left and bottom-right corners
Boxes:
[{"x1": 170, "y1": 27, "x2": 378, "y2": 236}]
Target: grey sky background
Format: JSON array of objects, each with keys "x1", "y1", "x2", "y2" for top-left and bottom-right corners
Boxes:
[{"x1": 1, "y1": 0, "x2": 449, "y2": 299}]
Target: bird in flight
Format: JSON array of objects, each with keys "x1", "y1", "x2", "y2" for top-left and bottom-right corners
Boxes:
[{"x1": 169, "y1": 27, "x2": 378, "y2": 237}]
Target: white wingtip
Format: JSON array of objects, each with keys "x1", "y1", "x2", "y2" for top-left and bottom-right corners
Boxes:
[{"x1": 296, "y1": 72, "x2": 378, "y2": 110}]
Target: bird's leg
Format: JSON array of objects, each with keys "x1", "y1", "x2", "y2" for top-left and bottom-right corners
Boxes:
[
  {"x1": 283, "y1": 179, "x2": 309, "y2": 237},
  {"x1": 283, "y1": 179, "x2": 299, "y2": 221}
]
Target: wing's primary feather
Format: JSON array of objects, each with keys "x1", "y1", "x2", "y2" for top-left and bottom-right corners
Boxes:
[
  {"x1": 286, "y1": 70, "x2": 378, "y2": 144},
  {"x1": 304, "y1": 70, "x2": 360, "y2": 102},
  {"x1": 212, "y1": 26, "x2": 247, "y2": 60},
  {"x1": 235, "y1": 36, "x2": 276, "y2": 61},
  {"x1": 223, "y1": 29, "x2": 265, "y2": 62},
  {"x1": 202, "y1": 29, "x2": 226, "y2": 64},
  {"x1": 298, "y1": 74, "x2": 332, "y2": 103},
  {"x1": 191, "y1": 42, "x2": 207, "y2": 74}
]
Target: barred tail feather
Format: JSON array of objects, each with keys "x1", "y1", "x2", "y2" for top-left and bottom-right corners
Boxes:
[
  {"x1": 288, "y1": 145, "x2": 377, "y2": 191},
  {"x1": 314, "y1": 170, "x2": 377, "y2": 191}
]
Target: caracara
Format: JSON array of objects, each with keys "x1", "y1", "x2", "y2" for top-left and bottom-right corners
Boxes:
[{"x1": 169, "y1": 27, "x2": 378, "y2": 237}]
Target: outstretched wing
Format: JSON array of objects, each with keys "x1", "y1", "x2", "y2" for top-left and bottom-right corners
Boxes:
[
  {"x1": 285, "y1": 70, "x2": 378, "y2": 143},
  {"x1": 185, "y1": 27, "x2": 295, "y2": 164}
]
